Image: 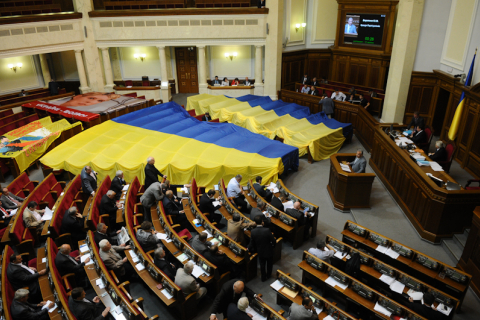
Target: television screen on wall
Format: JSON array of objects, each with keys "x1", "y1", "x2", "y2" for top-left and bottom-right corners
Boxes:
[{"x1": 343, "y1": 13, "x2": 386, "y2": 47}]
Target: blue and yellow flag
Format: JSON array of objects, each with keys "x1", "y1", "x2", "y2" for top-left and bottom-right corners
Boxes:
[{"x1": 448, "y1": 49, "x2": 477, "y2": 141}]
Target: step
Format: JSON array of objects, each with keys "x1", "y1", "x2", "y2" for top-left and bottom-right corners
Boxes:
[
  {"x1": 442, "y1": 238, "x2": 464, "y2": 262},
  {"x1": 453, "y1": 232, "x2": 468, "y2": 248}
]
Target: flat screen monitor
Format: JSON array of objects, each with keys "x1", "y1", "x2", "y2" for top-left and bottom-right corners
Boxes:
[{"x1": 343, "y1": 13, "x2": 386, "y2": 47}]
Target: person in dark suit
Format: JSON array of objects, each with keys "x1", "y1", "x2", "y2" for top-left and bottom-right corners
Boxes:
[
  {"x1": 69, "y1": 287, "x2": 110, "y2": 320},
  {"x1": 250, "y1": 199, "x2": 271, "y2": 227},
  {"x1": 141, "y1": 182, "x2": 163, "y2": 222},
  {"x1": 191, "y1": 233, "x2": 212, "y2": 254},
  {"x1": 429, "y1": 141, "x2": 448, "y2": 162},
  {"x1": 18, "y1": 89, "x2": 28, "y2": 97},
  {"x1": 318, "y1": 94, "x2": 335, "y2": 119},
  {"x1": 11, "y1": 289, "x2": 52, "y2": 320},
  {"x1": 203, "y1": 243, "x2": 233, "y2": 276},
  {"x1": 144, "y1": 156, "x2": 165, "y2": 190},
  {"x1": 359, "y1": 94, "x2": 370, "y2": 110},
  {"x1": 213, "y1": 76, "x2": 222, "y2": 85},
  {"x1": 288, "y1": 297, "x2": 318, "y2": 320},
  {"x1": 55, "y1": 244, "x2": 89, "y2": 287},
  {"x1": 311, "y1": 77, "x2": 319, "y2": 86},
  {"x1": 81, "y1": 166, "x2": 97, "y2": 196},
  {"x1": 60, "y1": 206, "x2": 86, "y2": 247},
  {"x1": 110, "y1": 170, "x2": 126, "y2": 201},
  {"x1": 257, "y1": 0, "x2": 265, "y2": 8},
  {"x1": 310, "y1": 86, "x2": 320, "y2": 96},
  {"x1": 407, "y1": 293, "x2": 447, "y2": 320},
  {"x1": 248, "y1": 215, "x2": 276, "y2": 281},
  {"x1": 199, "y1": 189, "x2": 222, "y2": 224},
  {"x1": 163, "y1": 190, "x2": 187, "y2": 227},
  {"x1": 407, "y1": 111, "x2": 425, "y2": 130},
  {"x1": 99, "y1": 190, "x2": 121, "y2": 230},
  {"x1": 202, "y1": 112, "x2": 212, "y2": 121},
  {"x1": 7, "y1": 254, "x2": 47, "y2": 303},
  {"x1": 270, "y1": 191, "x2": 287, "y2": 212},
  {"x1": 227, "y1": 297, "x2": 252, "y2": 320},
  {"x1": 154, "y1": 247, "x2": 177, "y2": 281},
  {"x1": 210, "y1": 279, "x2": 261, "y2": 320},
  {"x1": 94, "y1": 223, "x2": 126, "y2": 250},
  {"x1": 253, "y1": 176, "x2": 273, "y2": 202},
  {"x1": 286, "y1": 201, "x2": 306, "y2": 226},
  {"x1": 348, "y1": 87, "x2": 356, "y2": 96},
  {"x1": 410, "y1": 126, "x2": 427, "y2": 144},
  {"x1": 49, "y1": 79, "x2": 60, "y2": 96},
  {"x1": 300, "y1": 74, "x2": 310, "y2": 85}
]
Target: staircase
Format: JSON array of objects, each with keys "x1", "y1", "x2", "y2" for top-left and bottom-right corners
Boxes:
[{"x1": 442, "y1": 229, "x2": 469, "y2": 263}]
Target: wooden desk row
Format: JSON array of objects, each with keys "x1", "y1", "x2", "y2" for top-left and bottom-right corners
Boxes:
[
  {"x1": 324, "y1": 235, "x2": 459, "y2": 316},
  {"x1": 298, "y1": 251, "x2": 430, "y2": 320},
  {"x1": 341, "y1": 221, "x2": 471, "y2": 306}
]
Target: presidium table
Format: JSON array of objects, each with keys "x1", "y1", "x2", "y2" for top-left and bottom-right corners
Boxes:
[
  {"x1": 327, "y1": 153, "x2": 376, "y2": 211},
  {"x1": 207, "y1": 85, "x2": 254, "y2": 97}
]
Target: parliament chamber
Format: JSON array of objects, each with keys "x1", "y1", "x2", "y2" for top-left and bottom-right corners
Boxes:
[{"x1": 1, "y1": 0, "x2": 480, "y2": 320}]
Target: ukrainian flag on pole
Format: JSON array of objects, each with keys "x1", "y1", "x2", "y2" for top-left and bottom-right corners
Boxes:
[{"x1": 448, "y1": 49, "x2": 477, "y2": 141}]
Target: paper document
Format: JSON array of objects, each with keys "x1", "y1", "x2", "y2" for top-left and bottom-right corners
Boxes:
[
  {"x1": 324, "y1": 316, "x2": 336, "y2": 320},
  {"x1": 374, "y1": 302, "x2": 392, "y2": 317},
  {"x1": 122, "y1": 184, "x2": 130, "y2": 191},
  {"x1": 407, "y1": 289, "x2": 423, "y2": 301},
  {"x1": 314, "y1": 306, "x2": 323, "y2": 315},
  {"x1": 270, "y1": 280, "x2": 284, "y2": 291},
  {"x1": 437, "y1": 303, "x2": 453, "y2": 316},
  {"x1": 42, "y1": 257, "x2": 47, "y2": 263},
  {"x1": 118, "y1": 227, "x2": 130, "y2": 245},
  {"x1": 214, "y1": 185, "x2": 219, "y2": 191},
  {"x1": 48, "y1": 303, "x2": 58, "y2": 313},
  {"x1": 96, "y1": 279, "x2": 105, "y2": 289},
  {"x1": 245, "y1": 306, "x2": 267, "y2": 320},
  {"x1": 128, "y1": 250, "x2": 139, "y2": 263},
  {"x1": 176, "y1": 253, "x2": 188, "y2": 262},
  {"x1": 180, "y1": 186, "x2": 189, "y2": 194},
  {"x1": 156, "y1": 233, "x2": 168, "y2": 240},
  {"x1": 334, "y1": 251, "x2": 347, "y2": 259},
  {"x1": 41, "y1": 207, "x2": 54, "y2": 221},
  {"x1": 385, "y1": 248, "x2": 400, "y2": 259},
  {"x1": 282, "y1": 287, "x2": 298, "y2": 298},
  {"x1": 269, "y1": 182, "x2": 276, "y2": 189},
  {"x1": 79, "y1": 244, "x2": 89, "y2": 253},
  {"x1": 115, "y1": 314, "x2": 127, "y2": 320},
  {"x1": 212, "y1": 201, "x2": 221, "y2": 207},
  {"x1": 282, "y1": 201, "x2": 294, "y2": 210},
  {"x1": 161, "y1": 289, "x2": 173, "y2": 300},
  {"x1": 379, "y1": 274, "x2": 395, "y2": 285},
  {"x1": 81, "y1": 253, "x2": 93, "y2": 265},
  {"x1": 135, "y1": 263, "x2": 145, "y2": 271},
  {"x1": 325, "y1": 276, "x2": 348, "y2": 290},
  {"x1": 375, "y1": 245, "x2": 388, "y2": 254},
  {"x1": 9, "y1": 208, "x2": 18, "y2": 216},
  {"x1": 340, "y1": 163, "x2": 352, "y2": 172},
  {"x1": 430, "y1": 162, "x2": 444, "y2": 172},
  {"x1": 192, "y1": 265, "x2": 205, "y2": 278},
  {"x1": 389, "y1": 280, "x2": 406, "y2": 294},
  {"x1": 202, "y1": 230, "x2": 213, "y2": 238}
]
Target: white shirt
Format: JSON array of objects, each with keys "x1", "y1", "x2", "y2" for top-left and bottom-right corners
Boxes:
[
  {"x1": 245, "y1": 81, "x2": 251, "y2": 86},
  {"x1": 227, "y1": 177, "x2": 242, "y2": 198},
  {"x1": 307, "y1": 247, "x2": 334, "y2": 264},
  {"x1": 301, "y1": 87, "x2": 310, "y2": 94},
  {"x1": 61, "y1": 252, "x2": 79, "y2": 265},
  {"x1": 331, "y1": 92, "x2": 346, "y2": 101},
  {"x1": 14, "y1": 262, "x2": 35, "y2": 274}
]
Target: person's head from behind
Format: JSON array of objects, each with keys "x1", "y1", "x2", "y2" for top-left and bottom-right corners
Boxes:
[
  {"x1": 27, "y1": 201, "x2": 37, "y2": 211},
  {"x1": 71, "y1": 287, "x2": 86, "y2": 301},
  {"x1": 141, "y1": 221, "x2": 153, "y2": 232},
  {"x1": 347, "y1": 17, "x2": 353, "y2": 26},
  {"x1": 207, "y1": 189, "x2": 215, "y2": 198},
  {"x1": 14, "y1": 289, "x2": 29, "y2": 302},
  {"x1": 154, "y1": 247, "x2": 166, "y2": 259},
  {"x1": 257, "y1": 199, "x2": 266, "y2": 211},
  {"x1": 97, "y1": 222, "x2": 108, "y2": 234},
  {"x1": 68, "y1": 206, "x2": 78, "y2": 216},
  {"x1": 232, "y1": 212, "x2": 241, "y2": 222},
  {"x1": 184, "y1": 261, "x2": 194, "y2": 275},
  {"x1": 423, "y1": 293, "x2": 434, "y2": 307},
  {"x1": 435, "y1": 140, "x2": 445, "y2": 149},
  {"x1": 255, "y1": 176, "x2": 262, "y2": 184},
  {"x1": 106, "y1": 190, "x2": 116, "y2": 199},
  {"x1": 302, "y1": 297, "x2": 312, "y2": 309},
  {"x1": 61, "y1": 92, "x2": 121, "y2": 107},
  {"x1": 254, "y1": 215, "x2": 263, "y2": 226},
  {"x1": 116, "y1": 170, "x2": 124, "y2": 179},
  {"x1": 198, "y1": 232, "x2": 208, "y2": 243},
  {"x1": 293, "y1": 201, "x2": 301, "y2": 210},
  {"x1": 316, "y1": 240, "x2": 326, "y2": 250},
  {"x1": 60, "y1": 244, "x2": 72, "y2": 255},
  {"x1": 233, "y1": 280, "x2": 245, "y2": 294},
  {"x1": 238, "y1": 297, "x2": 249, "y2": 312},
  {"x1": 166, "y1": 190, "x2": 173, "y2": 199},
  {"x1": 356, "y1": 149, "x2": 363, "y2": 158}
]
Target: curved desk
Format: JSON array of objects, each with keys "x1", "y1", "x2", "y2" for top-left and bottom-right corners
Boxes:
[{"x1": 207, "y1": 85, "x2": 254, "y2": 97}]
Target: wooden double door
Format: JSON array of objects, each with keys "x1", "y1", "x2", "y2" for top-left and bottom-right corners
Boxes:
[{"x1": 175, "y1": 47, "x2": 199, "y2": 93}]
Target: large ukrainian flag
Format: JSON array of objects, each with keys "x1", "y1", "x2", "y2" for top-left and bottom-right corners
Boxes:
[{"x1": 40, "y1": 102, "x2": 298, "y2": 187}]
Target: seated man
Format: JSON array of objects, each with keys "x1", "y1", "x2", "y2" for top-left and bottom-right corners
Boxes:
[
  {"x1": 55, "y1": 244, "x2": 90, "y2": 288},
  {"x1": 359, "y1": 94, "x2": 370, "y2": 110},
  {"x1": 175, "y1": 261, "x2": 207, "y2": 299},
  {"x1": 210, "y1": 280, "x2": 259, "y2": 320},
  {"x1": 0, "y1": 199, "x2": 14, "y2": 224},
  {"x1": 1, "y1": 187, "x2": 24, "y2": 209},
  {"x1": 100, "y1": 190, "x2": 121, "y2": 230},
  {"x1": 23, "y1": 201, "x2": 45, "y2": 235},
  {"x1": 270, "y1": 191, "x2": 287, "y2": 212},
  {"x1": 136, "y1": 221, "x2": 162, "y2": 252},
  {"x1": 227, "y1": 297, "x2": 251, "y2": 320},
  {"x1": 348, "y1": 149, "x2": 366, "y2": 173},
  {"x1": 202, "y1": 112, "x2": 212, "y2": 121},
  {"x1": 311, "y1": 77, "x2": 319, "y2": 86},
  {"x1": 253, "y1": 176, "x2": 272, "y2": 202},
  {"x1": 307, "y1": 240, "x2": 334, "y2": 264},
  {"x1": 110, "y1": 170, "x2": 126, "y2": 201},
  {"x1": 199, "y1": 189, "x2": 223, "y2": 224},
  {"x1": 407, "y1": 292, "x2": 447, "y2": 320},
  {"x1": 162, "y1": 190, "x2": 187, "y2": 227},
  {"x1": 286, "y1": 201, "x2": 310, "y2": 239},
  {"x1": 203, "y1": 243, "x2": 233, "y2": 276},
  {"x1": 191, "y1": 232, "x2": 212, "y2": 254},
  {"x1": 227, "y1": 174, "x2": 250, "y2": 214},
  {"x1": 7, "y1": 254, "x2": 47, "y2": 303},
  {"x1": 154, "y1": 247, "x2": 177, "y2": 281},
  {"x1": 331, "y1": 90, "x2": 346, "y2": 102},
  {"x1": 289, "y1": 297, "x2": 318, "y2": 320},
  {"x1": 94, "y1": 222, "x2": 125, "y2": 248},
  {"x1": 81, "y1": 165, "x2": 97, "y2": 196},
  {"x1": 227, "y1": 213, "x2": 255, "y2": 246},
  {"x1": 429, "y1": 140, "x2": 448, "y2": 162},
  {"x1": 407, "y1": 111, "x2": 425, "y2": 130},
  {"x1": 410, "y1": 126, "x2": 427, "y2": 144},
  {"x1": 250, "y1": 199, "x2": 271, "y2": 226},
  {"x1": 300, "y1": 84, "x2": 310, "y2": 94},
  {"x1": 310, "y1": 86, "x2": 319, "y2": 96},
  {"x1": 161, "y1": 180, "x2": 190, "y2": 204},
  {"x1": 98, "y1": 239, "x2": 132, "y2": 281},
  {"x1": 141, "y1": 182, "x2": 164, "y2": 222},
  {"x1": 11, "y1": 289, "x2": 52, "y2": 320},
  {"x1": 60, "y1": 206, "x2": 86, "y2": 247},
  {"x1": 69, "y1": 287, "x2": 110, "y2": 320}
]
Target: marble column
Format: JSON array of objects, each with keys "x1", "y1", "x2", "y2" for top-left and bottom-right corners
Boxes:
[
  {"x1": 264, "y1": 0, "x2": 283, "y2": 99},
  {"x1": 381, "y1": 0, "x2": 425, "y2": 123},
  {"x1": 254, "y1": 45, "x2": 264, "y2": 96},
  {"x1": 198, "y1": 45, "x2": 208, "y2": 94},
  {"x1": 100, "y1": 47, "x2": 115, "y2": 92},
  {"x1": 39, "y1": 54, "x2": 51, "y2": 88},
  {"x1": 74, "y1": 49, "x2": 90, "y2": 93},
  {"x1": 157, "y1": 46, "x2": 171, "y2": 102}
]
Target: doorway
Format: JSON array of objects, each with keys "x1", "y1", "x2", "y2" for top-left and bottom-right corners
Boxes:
[
  {"x1": 175, "y1": 47, "x2": 199, "y2": 94},
  {"x1": 431, "y1": 88, "x2": 450, "y2": 136}
]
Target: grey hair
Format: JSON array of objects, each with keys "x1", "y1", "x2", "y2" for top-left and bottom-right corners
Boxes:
[
  {"x1": 14, "y1": 289, "x2": 29, "y2": 300},
  {"x1": 235, "y1": 174, "x2": 242, "y2": 179},
  {"x1": 154, "y1": 247, "x2": 165, "y2": 259},
  {"x1": 147, "y1": 157, "x2": 154, "y2": 163},
  {"x1": 357, "y1": 149, "x2": 364, "y2": 155},
  {"x1": 184, "y1": 261, "x2": 194, "y2": 274},
  {"x1": 256, "y1": 199, "x2": 265, "y2": 209},
  {"x1": 99, "y1": 239, "x2": 110, "y2": 250},
  {"x1": 97, "y1": 223, "x2": 105, "y2": 232},
  {"x1": 69, "y1": 206, "x2": 78, "y2": 215},
  {"x1": 435, "y1": 140, "x2": 444, "y2": 148},
  {"x1": 116, "y1": 170, "x2": 123, "y2": 177},
  {"x1": 107, "y1": 190, "x2": 115, "y2": 197},
  {"x1": 238, "y1": 297, "x2": 249, "y2": 312}
]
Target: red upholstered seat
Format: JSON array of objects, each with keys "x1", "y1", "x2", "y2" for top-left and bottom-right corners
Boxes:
[
  {"x1": 187, "y1": 109, "x2": 196, "y2": 117},
  {"x1": 194, "y1": 114, "x2": 204, "y2": 121},
  {"x1": 28, "y1": 258, "x2": 37, "y2": 268},
  {"x1": 465, "y1": 179, "x2": 480, "y2": 190},
  {"x1": 123, "y1": 93, "x2": 137, "y2": 98},
  {"x1": 52, "y1": 175, "x2": 82, "y2": 237},
  {"x1": 125, "y1": 80, "x2": 133, "y2": 87},
  {"x1": 88, "y1": 175, "x2": 112, "y2": 229},
  {"x1": 177, "y1": 228, "x2": 192, "y2": 240},
  {"x1": 437, "y1": 143, "x2": 455, "y2": 173}
]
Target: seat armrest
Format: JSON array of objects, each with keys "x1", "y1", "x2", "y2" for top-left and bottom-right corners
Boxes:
[{"x1": 109, "y1": 270, "x2": 120, "y2": 284}]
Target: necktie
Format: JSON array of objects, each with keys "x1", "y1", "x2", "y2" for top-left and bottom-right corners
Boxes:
[
  {"x1": 66, "y1": 254, "x2": 78, "y2": 265},
  {"x1": 0, "y1": 206, "x2": 8, "y2": 217},
  {"x1": 7, "y1": 195, "x2": 21, "y2": 206},
  {"x1": 18, "y1": 263, "x2": 35, "y2": 274}
]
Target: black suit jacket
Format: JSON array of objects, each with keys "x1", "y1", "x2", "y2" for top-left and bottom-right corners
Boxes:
[
  {"x1": 411, "y1": 130, "x2": 427, "y2": 144},
  {"x1": 99, "y1": 195, "x2": 117, "y2": 218},
  {"x1": 202, "y1": 115, "x2": 211, "y2": 121},
  {"x1": 248, "y1": 226, "x2": 275, "y2": 259},
  {"x1": 270, "y1": 196, "x2": 283, "y2": 212},
  {"x1": 55, "y1": 252, "x2": 85, "y2": 276},
  {"x1": 408, "y1": 116, "x2": 425, "y2": 130},
  {"x1": 110, "y1": 176, "x2": 126, "y2": 200},
  {"x1": 81, "y1": 169, "x2": 97, "y2": 195},
  {"x1": 68, "y1": 296, "x2": 105, "y2": 320},
  {"x1": 49, "y1": 81, "x2": 60, "y2": 95},
  {"x1": 257, "y1": 0, "x2": 266, "y2": 8},
  {"x1": 430, "y1": 147, "x2": 447, "y2": 162},
  {"x1": 227, "y1": 303, "x2": 252, "y2": 320},
  {"x1": 286, "y1": 208, "x2": 305, "y2": 226},
  {"x1": 199, "y1": 193, "x2": 221, "y2": 216},
  {"x1": 211, "y1": 278, "x2": 255, "y2": 315},
  {"x1": 60, "y1": 210, "x2": 86, "y2": 243},
  {"x1": 7, "y1": 263, "x2": 40, "y2": 295},
  {"x1": 204, "y1": 251, "x2": 230, "y2": 275},
  {"x1": 311, "y1": 81, "x2": 319, "y2": 86},
  {"x1": 94, "y1": 231, "x2": 109, "y2": 246},
  {"x1": 163, "y1": 196, "x2": 181, "y2": 216},
  {"x1": 154, "y1": 257, "x2": 176, "y2": 280},
  {"x1": 11, "y1": 299, "x2": 49, "y2": 320},
  {"x1": 144, "y1": 163, "x2": 163, "y2": 190},
  {"x1": 253, "y1": 183, "x2": 272, "y2": 202},
  {"x1": 300, "y1": 77, "x2": 310, "y2": 85}
]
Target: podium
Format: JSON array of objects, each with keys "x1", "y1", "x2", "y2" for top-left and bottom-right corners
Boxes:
[{"x1": 327, "y1": 153, "x2": 376, "y2": 211}]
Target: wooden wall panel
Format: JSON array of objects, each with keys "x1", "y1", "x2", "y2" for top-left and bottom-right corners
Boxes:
[{"x1": 281, "y1": 49, "x2": 330, "y2": 91}]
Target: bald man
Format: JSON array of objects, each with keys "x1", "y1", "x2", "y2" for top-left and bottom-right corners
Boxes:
[
  {"x1": 55, "y1": 244, "x2": 90, "y2": 287},
  {"x1": 162, "y1": 190, "x2": 187, "y2": 228}
]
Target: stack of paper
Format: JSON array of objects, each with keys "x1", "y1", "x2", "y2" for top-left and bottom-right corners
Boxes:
[
  {"x1": 202, "y1": 230, "x2": 213, "y2": 238},
  {"x1": 398, "y1": 137, "x2": 413, "y2": 144},
  {"x1": 340, "y1": 163, "x2": 351, "y2": 172},
  {"x1": 156, "y1": 233, "x2": 168, "y2": 240},
  {"x1": 283, "y1": 201, "x2": 294, "y2": 210},
  {"x1": 81, "y1": 253, "x2": 94, "y2": 265},
  {"x1": 389, "y1": 280, "x2": 405, "y2": 294},
  {"x1": 334, "y1": 251, "x2": 347, "y2": 259},
  {"x1": 95, "y1": 278, "x2": 105, "y2": 289},
  {"x1": 122, "y1": 184, "x2": 130, "y2": 191},
  {"x1": 245, "y1": 306, "x2": 267, "y2": 320},
  {"x1": 135, "y1": 263, "x2": 145, "y2": 271},
  {"x1": 375, "y1": 245, "x2": 388, "y2": 254},
  {"x1": 379, "y1": 274, "x2": 395, "y2": 285},
  {"x1": 128, "y1": 250, "x2": 139, "y2": 263},
  {"x1": 270, "y1": 280, "x2": 284, "y2": 291},
  {"x1": 437, "y1": 303, "x2": 453, "y2": 316},
  {"x1": 314, "y1": 306, "x2": 323, "y2": 315},
  {"x1": 41, "y1": 207, "x2": 54, "y2": 221},
  {"x1": 212, "y1": 200, "x2": 221, "y2": 207},
  {"x1": 268, "y1": 182, "x2": 279, "y2": 193},
  {"x1": 192, "y1": 265, "x2": 205, "y2": 278},
  {"x1": 79, "y1": 244, "x2": 89, "y2": 253},
  {"x1": 176, "y1": 253, "x2": 187, "y2": 262},
  {"x1": 385, "y1": 248, "x2": 400, "y2": 259},
  {"x1": 325, "y1": 276, "x2": 348, "y2": 290},
  {"x1": 411, "y1": 153, "x2": 426, "y2": 161},
  {"x1": 161, "y1": 289, "x2": 173, "y2": 300},
  {"x1": 9, "y1": 208, "x2": 18, "y2": 216},
  {"x1": 374, "y1": 302, "x2": 392, "y2": 317},
  {"x1": 407, "y1": 289, "x2": 423, "y2": 301},
  {"x1": 430, "y1": 162, "x2": 444, "y2": 171},
  {"x1": 323, "y1": 316, "x2": 335, "y2": 320}
]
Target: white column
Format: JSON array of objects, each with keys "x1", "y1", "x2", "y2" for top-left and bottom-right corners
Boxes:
[
  {"x1": 264, "y1": 0, "x2": 283, "y2": 99},
  {"x1": 254, "y1": 45, "x2": 264, "y2": 96},
  {"x1": 74, "y1": 49, "x2": 90, "y2": 93},
  {"x1": 39, "y1": 54, "x2": 51, "y2": 88},
  {"x1": 100, "y1": 47, "x2": 115, "y2": 92},
  {"x1": 157, "y1": 46, "x2": 171, "y2": 102},
  {"x1": 198, "y1": 45, "x2": 208, "y2": 94}
]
